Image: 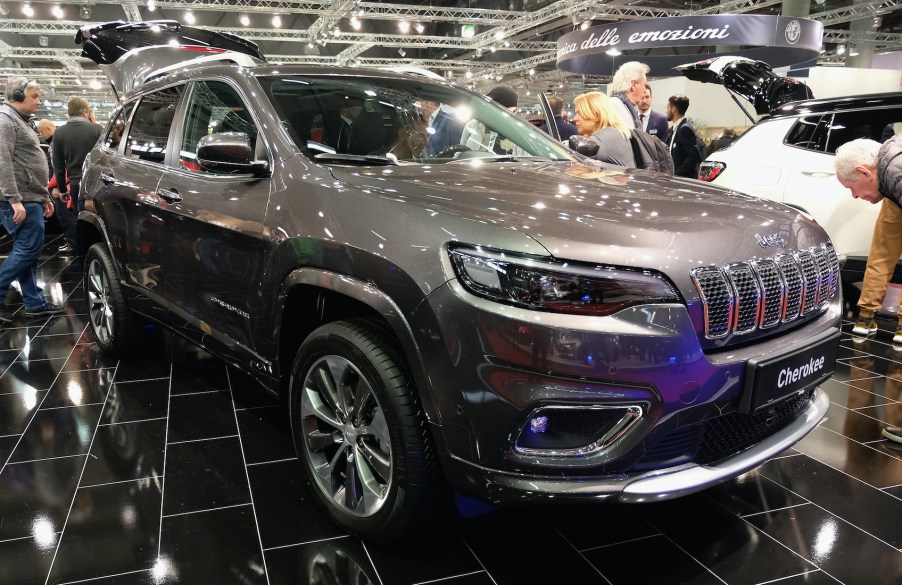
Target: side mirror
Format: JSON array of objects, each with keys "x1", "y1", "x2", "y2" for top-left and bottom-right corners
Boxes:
[
  {"x1": 568, "y1": 135, "x2": 599, "y2": 157},
  {"x1": 197, "y1": 132, "x2": 268, "y2": 175}
]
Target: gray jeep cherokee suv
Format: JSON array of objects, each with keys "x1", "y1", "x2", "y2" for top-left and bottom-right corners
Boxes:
[{"x1": 76, "y1": 21, "x2": 841, "y2": 542}]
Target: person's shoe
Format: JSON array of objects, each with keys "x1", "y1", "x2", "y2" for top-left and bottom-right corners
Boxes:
[
  {"x1": 852, "y1": 319, "x2": 878, "y2": 336},
  {"x1": 57, "y1": 243, "x2": 76, "y2": 255},
  {"x1": 882, "y1": 426, "x2": 902, "y2": 444},
  {"x1": 0, "y1": 306, "x2": 13, "y2": 324},
  {"x1": 24, "y1": 303, "x2": 66, "y2": 319}
]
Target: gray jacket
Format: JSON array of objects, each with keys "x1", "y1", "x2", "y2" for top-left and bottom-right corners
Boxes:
[
  {"x1": 0, "y1": 102, "x2": 50, "y2": 204},
  {"x1": 879, "y1": 132, "x2": 902, "y2": 208},
  {"x1": 589, "y1": 127, "x2": 637, "y2": 168}
]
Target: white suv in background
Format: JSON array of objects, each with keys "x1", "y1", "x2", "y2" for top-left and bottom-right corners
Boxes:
[{"x1": 678, "y1": 56, "x2": 902, "y2": 310}]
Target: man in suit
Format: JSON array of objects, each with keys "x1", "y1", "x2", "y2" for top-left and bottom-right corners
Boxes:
[
  {"x1": 420, "y1": 99, "x2": 464, "y2": 156},
  {"x1": 637, "y1": 85, "x2": 668, "y2": 139},
  {"x1": 539, "y1": 96, "x2": 578, "y2": 142},
  {"x1": 666, "y1": 94, "x2": 701, "y2": 179}
]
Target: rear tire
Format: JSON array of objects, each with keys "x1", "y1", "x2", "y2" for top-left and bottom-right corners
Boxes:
[
  {"x1": 289, "y1": 320, "x2": 436, "y2": 543},
  {"x1": 84, "y1": 243, "x2": 134, "y2": 358}
]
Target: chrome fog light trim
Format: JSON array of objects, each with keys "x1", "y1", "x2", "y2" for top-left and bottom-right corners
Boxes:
[{"x1": 513, "y1": 404, "x2": 643, "y2": 458}]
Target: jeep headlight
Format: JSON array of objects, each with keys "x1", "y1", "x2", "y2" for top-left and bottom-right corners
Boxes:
[{"x1": 449, "y1": 246, "x2": 681, "y2": 316}]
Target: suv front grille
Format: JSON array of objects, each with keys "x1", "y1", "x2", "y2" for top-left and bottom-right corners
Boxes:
[{"x1": 691, "y1": 244, "x2": 839, "y2": 339}]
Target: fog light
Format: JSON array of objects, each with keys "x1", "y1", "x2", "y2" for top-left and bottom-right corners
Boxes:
[
  {"x1": 529, "y1": 415, "x2": 549, "y2": 433},
  {"x1": 514, "y1": 405, "x2": 643, "y2": 456}
]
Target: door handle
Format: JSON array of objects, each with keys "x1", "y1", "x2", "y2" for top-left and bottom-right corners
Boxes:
[
  {"x1": 99, "y1": 172, "x2": 116, "y2": 184},
  {"x1": 800, "y1": 169, "x2": 835, "y2": 177},
  {"x1": 156, "y1": 188, "x2": 183, "y2": 203}
]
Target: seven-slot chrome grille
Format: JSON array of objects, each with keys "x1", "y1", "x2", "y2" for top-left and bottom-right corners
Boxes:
[{"x1": 691, "y1": 243, "x2": 839, "y2": 339}]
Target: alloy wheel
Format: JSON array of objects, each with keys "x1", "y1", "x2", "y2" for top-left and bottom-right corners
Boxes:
[
  {"x1": 299, "y1": 355, "x2": 392, "y2": 518},
  {"x1": 86, "y1": 257, "x2": 115, "y2": 346}
]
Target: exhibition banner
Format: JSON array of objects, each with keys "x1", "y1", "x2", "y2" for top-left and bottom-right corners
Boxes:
[{"x1": 557, "y1": 15, "x2": 823, "y2": 76}]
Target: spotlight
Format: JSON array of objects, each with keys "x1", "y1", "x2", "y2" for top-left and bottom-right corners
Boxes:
[
  {"x1": 605, "y1": 48, "x2": 622, "y2": 56},
  {"x1": 0, "y1": 3, "x2": 8, "y2": 17},
  {"x1": 398, "y1": 48, "x2": 406, "y2": 57},
  {"x1": 580, "y1": 20, "x2": 591, "y2": 30},
  {"x1": 51, "y1": 4, "x2": 63, "y2": 18},
  {"x1": 184, "y1": 10, "x2": 195, "y2": 24},
  {"x1": 79, "y1": 5, "x2": 91, "y2": 19},
  {"x1": 349, "y1": 16, "x2": 361, "y2": 30},
  {"x1": 239, "y1": 13, "x2": 250, "y2": 26},
  {"x1": 331, "y1": 26, "x2": 341, "y2": 37},
  {"x1": 22, "y1": 3, "x2": 33, "y2": 17},
  {"x1": 39, "y1": 35, "x2": 49, "y2": 47},
  {"x1": 494, "y1": 29, "x2": 505, "y2": 40},
  {"x1": 836, "y1": 44, "x2": 846, "y2": 55},
  {"x1": 414, "y1": 22, "x2": 424, "y2": 34},
  {"x1": 146, "y1": 0, "x2": 155, "y2": 11},
  {"x1": 272, "y1": 14, "x2": 282, "y2": 27},
  {"x1": 398, "y1": 20, "x2": 410, "y2": 33},
  {"x1": 461, "y1": 24, "x2": 475, "y2": 38}
]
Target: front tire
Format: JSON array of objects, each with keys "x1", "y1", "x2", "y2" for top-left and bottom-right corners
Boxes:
[
  {"x1": 84, "y1": 243, "x2": 134, "y2": 358},
  {"x1": 289, "y1": 320, "x2": 436, "y2": 543}
]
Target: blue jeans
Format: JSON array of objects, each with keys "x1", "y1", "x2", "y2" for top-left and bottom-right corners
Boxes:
[{"x1": 0, "y1": 201, "x2": 48, "y2": 310}]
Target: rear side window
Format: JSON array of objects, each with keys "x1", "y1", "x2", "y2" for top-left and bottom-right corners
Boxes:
[
  {"x1": 102, "y1": 101, "x2": 135, "y2": 151},
  {"x1": 825, "y1": 108, "x2": 902, "y2": 154},
  {"x1": 179, "y1": 80, "x2": 258, "y2": 173},
  {"x1": 125, "y1": 86, "x2": 184, "y2": 163},
  {"x1": 784, "y1": 115, "x2": 829, "y2": 152}
]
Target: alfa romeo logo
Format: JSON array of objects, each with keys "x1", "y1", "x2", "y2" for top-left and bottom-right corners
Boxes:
[{"x1": 785, "y1": 20, "x2": 801, "y2": 45}]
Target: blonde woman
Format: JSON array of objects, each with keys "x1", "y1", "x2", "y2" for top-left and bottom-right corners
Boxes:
[{"x1": 572, "y1": 91, "x2": 636, "y2": 167}]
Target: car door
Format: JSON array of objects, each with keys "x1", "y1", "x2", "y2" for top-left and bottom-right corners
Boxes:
[
  {"x1": 93, "y1": 86, "x2": 184, "y2": 294},
  {"x1": 155, "y1": 79, "x2": 271, "y2": 349}
]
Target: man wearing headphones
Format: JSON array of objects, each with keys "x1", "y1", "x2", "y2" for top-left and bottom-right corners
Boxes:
[{"x1": 0, "y1": 76, "x2": 66, "y2": 323}]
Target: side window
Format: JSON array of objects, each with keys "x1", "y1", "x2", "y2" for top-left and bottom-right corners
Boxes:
[
  {"x1": 179, "y1": 80, "x2": 258, "y2": 173},
  {"x1": 125, "y1": 86, "x2": 183, "y2": 163},
  {"x1": 784, "y1": 115, "x2": 829, "y2": 152},
  {"x1": 102, "y1": 101, "x2": 136, "y2": 151},
  {"x1": 826, "y1": 109, "x2": 902, "y2": 154}
]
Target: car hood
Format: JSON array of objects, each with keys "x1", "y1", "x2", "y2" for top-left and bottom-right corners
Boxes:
[
  {"x1": 675, "y1": 56, "x2": 813, "y2": 116},
  {"x1": 328, "y1": 160, "x2": 829, "y2": 293},
  {"x1": 75, "y1": 20, "x2": 265, "y2": 97}
]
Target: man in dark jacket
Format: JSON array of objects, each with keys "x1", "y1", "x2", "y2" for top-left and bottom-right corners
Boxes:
[
  {"x1": 835, "y1": 135, "x2": 902, "y2": 444},
  {"x1": 539, "y1": 96, "x2": 578, "y2": 142},
  {"x1": 666, "y1": 94, "x2": 701, "y2": 178},
  {"x1": 52, "y1": 97, "x2": 102, "y2": 253},
  {"x1": 637, "y1": 85, "x2": 668, "y2": 140},
  {"x1": 0, "y1": 76, "x2": 65, "y2": 323}
]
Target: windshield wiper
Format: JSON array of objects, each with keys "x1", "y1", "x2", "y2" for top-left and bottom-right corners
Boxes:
[{"x1": 314, "y1": 153, "x2": 398, "y2": 166}]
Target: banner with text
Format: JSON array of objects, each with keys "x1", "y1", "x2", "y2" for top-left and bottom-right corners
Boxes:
[{"x1": 557, "y1": 15, "x2": 823, "y2": 77}]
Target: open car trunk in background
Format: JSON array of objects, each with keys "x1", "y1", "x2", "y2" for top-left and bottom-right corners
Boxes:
[
  {"x1": 675, "y1": 55, "x2": 814, "y2": 119},
  {"x1": 75, "y1": 20, "x2": 266, "y2": 98}
]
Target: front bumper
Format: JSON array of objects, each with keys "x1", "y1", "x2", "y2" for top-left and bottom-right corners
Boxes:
[{"x1": 447, "y1": 388, "x2": 828, "y2": 504}]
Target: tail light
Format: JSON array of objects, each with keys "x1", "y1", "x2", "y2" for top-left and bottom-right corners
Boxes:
[{"x1": 698, "y1": 161, "x2": 726, "y2": 182}]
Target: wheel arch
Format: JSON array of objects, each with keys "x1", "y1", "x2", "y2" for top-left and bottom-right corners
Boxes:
[
  {"x1": 76, "y1": 213, "x2": 113, "y2": 264},
  {"x1": 276, "y1": 268, "x2": 439, "y2": 424}
]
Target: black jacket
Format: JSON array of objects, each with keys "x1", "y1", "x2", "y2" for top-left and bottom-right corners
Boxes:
[{"x1": 668, "y1": 119, "x2": 701, "y2": 179}]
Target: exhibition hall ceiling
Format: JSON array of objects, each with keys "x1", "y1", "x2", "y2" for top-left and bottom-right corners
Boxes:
[{"x1": 1, "y1": 0, "x2": 900, "y2": 105}]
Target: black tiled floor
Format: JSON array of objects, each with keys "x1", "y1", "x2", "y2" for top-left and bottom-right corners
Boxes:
[{"x1": 1, "y1": 234, "x2": 902, "y2": 584}]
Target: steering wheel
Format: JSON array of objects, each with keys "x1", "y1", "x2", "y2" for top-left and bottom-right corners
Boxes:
[{"x1": 432, "y1": 143, "x2": 471, "y2": 158}]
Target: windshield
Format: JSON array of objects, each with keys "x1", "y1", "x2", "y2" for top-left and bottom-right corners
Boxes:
[{"x1": 258, "y1": 74, "x2": 575, "y2": 164}]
